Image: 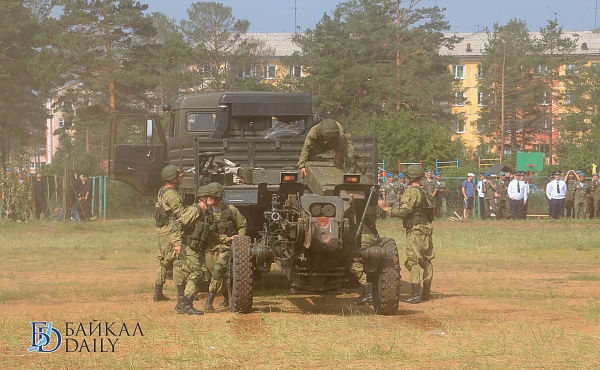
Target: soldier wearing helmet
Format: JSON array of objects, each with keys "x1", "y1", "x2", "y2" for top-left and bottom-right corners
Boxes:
[
  {"x1": 378, "y1": 164, "x2": 435, "y2": 304},
  {"x1": 154, "y1": 164, "x2": 204, "y2": 315},
  {"x1": 297, "y1": 118, "x2": 357, "y2": 178},
  {"x1": 178, "y1": 184, "x2": 214, "y2": 311},
  {"x1": 201, "y1": 182, "x2": 247, "y2": 311}
]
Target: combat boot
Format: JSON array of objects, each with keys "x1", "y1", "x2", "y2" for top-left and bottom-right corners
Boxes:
[
  {"x1": 174, "y1": 285, "x2": 186, "y2": 313},
  {"x1": 205, "y1": 291, "x2": 217, "y2": 311},
  {"x1": 219, "y1": 288, "x2": 229, "y2": 308},
  {"x1": 405, "y1": 283, "x2": 422, "y2": 304},
  {"x1": 421, "y1": 281, "x2": 431, "y2": 302},
  {"x1": 180, "y1": 296, "x2": 204, "y2": 315},
  {"x1": 354, "y1": 283, "x2": 373, "y2": 305},
  {"x1": 153, "y1": 284, "x2": 169, "y2": 302}
]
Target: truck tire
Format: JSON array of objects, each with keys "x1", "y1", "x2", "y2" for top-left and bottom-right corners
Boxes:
[
  {"x1": 229, "y1": 235, "x2": 254, "y2": 313},
  {"x1": 372, "y1": 237, "x2": 401, "y2": 315}
]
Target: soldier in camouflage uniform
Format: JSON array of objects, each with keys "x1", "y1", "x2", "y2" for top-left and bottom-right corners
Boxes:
[
  {"x1": 381, "y1": 173, "x2": 399, "y2": 210},
  {"x1": 396, "y1": 173, "x2": 407, "y2": 201},
  {"x1": 203, "y1": 182, "x2": 247, "y2": 311},
  {"x1": 496, "y1": 172, "x2": 510, "y2": 219},
  {"x1": 433, "y1": 171, "x2": 448, "y2": 219},
  {"x1": 590, "y1": 172, "x2": 600, "y2": 218},
  {"x1": 564, "y1": 170, "x2": 578, "y2": 218},
  {"x1": 421, "y1": 169, "x2": 436, "y2": 201},
  {"x1": 297, "y1": 118, "x2": 356, "y2": 177},
  {"x1": 378, "y1": 164, "x2": 434, "y2": 304},
  {"x1": 573, "y1": 171, "x2": 591, "y2": 219},
  {"x1": 154, "y1": 165, "x2": 204, "y2": 315},
  {"x1": 180, "y1": 185, "x2": 214, "y2": 313},
  {"x1": 483, "y1": 172, "x2": 497, "y2": 218},
  {"x1": 353, "y1": 204, "x2": 381, "y2": 306}
]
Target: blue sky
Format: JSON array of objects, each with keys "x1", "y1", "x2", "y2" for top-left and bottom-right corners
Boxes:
[{"x1": 144, "y1": 0, "x2": 599, "y2": 33}]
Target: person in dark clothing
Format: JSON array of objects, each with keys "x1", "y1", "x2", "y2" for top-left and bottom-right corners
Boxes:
[
  {"x1": 71, "y1": 172, "x2": 82, "y2": 221},
  {"x1": 32, "y1": 174, "x2": 47, "y2": 220},
  {"x1": 78, "y1": 174, "x2": 92, "y2": 220}
]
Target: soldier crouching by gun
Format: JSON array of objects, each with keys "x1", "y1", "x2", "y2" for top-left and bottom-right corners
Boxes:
[{"x1": 378, "y1": 164, "x2": 435, "y2": 304}]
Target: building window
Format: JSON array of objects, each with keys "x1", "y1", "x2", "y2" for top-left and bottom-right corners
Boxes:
[
  {"x1": 240, "y1": 64, "x2": 260, "y2": 79},
  {"x1": 453, "y1": 92, "x2": 465, "y2": 106},
  {"x1": 477, "y1": 121, "x2": 487, "y2": 134},
  {"x1": 452, "y1": 65, "x2": 465, "y2": 79},
  {"x1": 58, "y1": 118, "x2": 65, "y2": 128},
  {"x1": 288, "y1": 66, "x2": 302, "y2": 79},
  {"x1": 534, "y1": 65, "x2": 550, "y2": 78},
  {"x1": 477, "y1": 92, "x2": 485, "y2": 106},
  {"x1": 476, "y1": 64, "x2": 484, "y2": 78},
  {"x1": 541, "y1": 91, "x2": 550, "y2": 106},
  {"x1": 564, "y1": 93, "x2": 575, "y2": 105},
  {"x1": 201, "y1": 65, "x2": 216, "y2": 77},
  {"x1": 453, "y1": 119, "x2": 465, "y2": 133},
  {"x1": 264, "y1": 65, "x2": 277, "y2": 79}
]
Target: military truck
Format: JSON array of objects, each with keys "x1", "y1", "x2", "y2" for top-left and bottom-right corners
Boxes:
[{"x1": 109, "y1": 91, "x2": 400, "y2": 314}]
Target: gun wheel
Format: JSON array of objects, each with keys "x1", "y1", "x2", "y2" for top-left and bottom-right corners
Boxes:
[
  {"x1": 229, "y1": 235, "x2": 254, "y2": 313},
  {"x1": 372, "y1": 237, "x2": 401, "y2": 315}
]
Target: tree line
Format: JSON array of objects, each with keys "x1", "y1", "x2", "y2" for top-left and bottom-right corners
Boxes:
[{"x1": 0, "y1": 0, "x2": 596, "y2": 176}]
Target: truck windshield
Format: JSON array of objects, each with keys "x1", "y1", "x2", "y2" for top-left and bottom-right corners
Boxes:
[{"x1": 186, "y1": 113, "x2": 215, "y2": 132}]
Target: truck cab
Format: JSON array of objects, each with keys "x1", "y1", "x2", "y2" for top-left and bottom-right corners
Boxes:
[{"x1": 109, "y1": 91, "x2": 313, "y2": 198}]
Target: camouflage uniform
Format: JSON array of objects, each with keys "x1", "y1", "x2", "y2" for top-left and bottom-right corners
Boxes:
[
  {"x1": 565, "y1": 172, "x2": 578, "y2": 218},
  {"x1": 590, "y1": 174, "x2": 600, "y2": 218},
  {"x1": 573, "y1": 174, "x2": 590, "y2": 219},
  {"x1": 381, "y1": 177, "x2": 398, "y2": 209},
  {"x1": 433, "y1": 175, "x2": 448, "y2": 219},
  {"x1": 205, "y1": 203, "x2": 247, "y2": 292},
  {"x1": 352, "y1": 207, "x2": 380, "y2": 305},
  {"x1": 483, "y1": 176, "x2": 497, "y2": 218},
  {"x1": 496, "y1": 174, "x2": 510, "y2": 219},
  {"x1": 385, "y1": 165, "x2": 434, "y2": 304},
  {"x1": 421, "y1": 174, "x2": 436, "y2": 202},
  {"x1": 155, "y1": 186, "x2": 200, "y2": 287},
  {"x1": 297, "y1": 118, "x2": 356, "y2": 172},
  {"x1": 183, "y1": 204, "x2": 212, "y2": 298}
]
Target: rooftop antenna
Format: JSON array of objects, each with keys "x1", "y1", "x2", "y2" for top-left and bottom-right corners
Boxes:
[
  {"x1": 594, "y1": 0, "x2": 598, "y2": 29},
  {"x1": 292, "y1": 0, "x2": 302, "y2": 33}
]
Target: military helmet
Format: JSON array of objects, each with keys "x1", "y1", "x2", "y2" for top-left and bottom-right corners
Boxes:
[
  {"x1": 319, "y1": 118, "x2": 340, "y2": 141},
  {"x1": 406, "y1": 164, "x2": 425, "y2": 178},
  {"x1": 161, "y1": 165, "x2": 180, "y2": 181},
  {"x1": 197, "y1": 184, "x2": 212, "y2": 197},
  {"x1": 205, "y1": 182, "x2": 224, "y2": 199}
]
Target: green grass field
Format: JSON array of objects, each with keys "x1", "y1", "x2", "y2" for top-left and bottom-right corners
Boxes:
[{"x1": 0, "y1": 218, "x2": 599, "y2": 369}]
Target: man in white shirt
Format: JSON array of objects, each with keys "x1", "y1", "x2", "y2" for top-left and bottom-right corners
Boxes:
[
  {"x1": 546, "y1": 170, "x2": 567, "y2": 219},
  {"x1": 476, "y1": 173, "x2": 486, "y2": 219},
  {"x1": 507, "y1": 171, "x2": 527, "y2": 220}
]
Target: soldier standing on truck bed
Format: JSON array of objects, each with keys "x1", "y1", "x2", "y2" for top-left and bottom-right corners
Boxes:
[
  {"x1": 297, "y1": 118, "x2": 357, "y2": 177},
  {"x1": 378, "y1": 164, "x2": 435, "y2": 304},
  {"x1": 154, "y1": 164, "x2": 204, "y2": 315},
  {"x1": 203, "y1": 182, "x2": 247, "y2": 311}
]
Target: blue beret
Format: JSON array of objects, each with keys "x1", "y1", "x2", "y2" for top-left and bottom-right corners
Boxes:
[
  {"x1": 386, "y1": 173, "x2": 393, "y2": 178},
  {"x1": 398, "y1": 173, "x2": 405, "y2": 178},
  {"x1": 484, "y1": 171, "x2": 490, "y2": 176},
  {"x1": 425, "y1": 169, "x2": 433, "y2": 173},
  {"x1": 499, "y1": 171, "x2": 505, "y2": 176}
]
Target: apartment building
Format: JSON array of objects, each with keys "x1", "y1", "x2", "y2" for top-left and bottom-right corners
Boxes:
[{"x1": 442, "y1": 31, "x2": 600, "y2": 158}]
